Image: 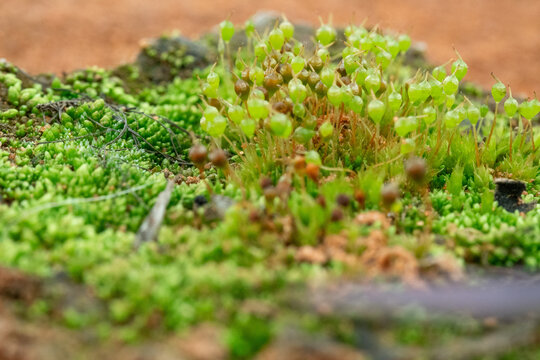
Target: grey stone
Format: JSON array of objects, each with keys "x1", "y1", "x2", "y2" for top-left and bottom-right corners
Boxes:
[
  {"x1": 136, "y1": 35, "x2": 211, "y2": 83},
  {"x1": 494, "y1": 178, "x2": 537, "y2": 213}
]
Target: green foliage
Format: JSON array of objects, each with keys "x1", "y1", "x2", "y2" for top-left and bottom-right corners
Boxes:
[{"x1": 0, "y1": 14, "x2": 539, "y2": 359}]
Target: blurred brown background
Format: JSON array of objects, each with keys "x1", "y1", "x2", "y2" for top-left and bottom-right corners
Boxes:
[{"x1": 0, "y1": 0, "x2": 539, "y2": 95}]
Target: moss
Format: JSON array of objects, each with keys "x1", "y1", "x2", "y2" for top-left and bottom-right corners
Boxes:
[{"x1": 0, "y1": 17, "x2": 539, "y2": 359}]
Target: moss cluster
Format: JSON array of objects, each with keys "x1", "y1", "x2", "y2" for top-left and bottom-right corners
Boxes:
[{"x1": 0, "y1": 16, "x2": 539, "y2": 359}]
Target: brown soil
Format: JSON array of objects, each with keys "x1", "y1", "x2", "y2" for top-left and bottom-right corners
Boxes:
[{"x1": 0, "y1": 0, "x2": 539, "y2": 95}]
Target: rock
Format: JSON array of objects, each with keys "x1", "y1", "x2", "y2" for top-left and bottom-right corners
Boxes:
[
  {"x1": 193, "y1": 194, "x2": 209, "y2": 207},
  {"x1": 494, "y1": 178, "x2": 537, "y2": 213},
  {"x1": 136, "y1": 35, "x2": 211, "y2": 83}
]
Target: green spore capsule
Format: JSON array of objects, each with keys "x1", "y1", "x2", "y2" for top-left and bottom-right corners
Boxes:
[
  {"x1": 244, "y1": 19, "x2": 255, "y2": 37},
  {"x1": 341, "y1": 86, "x2": 354, "y2": 106},
  {"x1": 519, "y1": 100, "x2": 540, "y2": 120},
  {"x1": 293, "y1": 103, "x2": 306, "y2": 118},
  {"x1": 344, "y1": 55, "x2": 360, "y2": 75},
  {"x1": 423, "y1": 106, "x2": 437, "y2": 125},
  {"x1": 349, "y1": 95, "x2": 364, "y2": 114},
  {"x1": 394, "y1": 116, "x2": 418, "y2": 137},
  {"x1": 408, "y1": 80, "x2": 430, "y2": 104},
  {"x1": 203, "y1": 106, "x2": 219, "y2": 122},
  {"x1": 444, "y1": 109, "x2": 460, "y2": 128},
  {"x1": 368, "y1": 98, "x2": 385, "y2": 124},
  {"x1": 291, "y1": 56, "x2": 305, "y2": 75},
  {"x1": 240, "y1": 118, "x2": 256, "y2": 138},
  {"x1": 443, "y1": 75, "x2": 459, "y2": 95},
  {"x1": 227, "y1": 105, "x2": 245, "y2": 124},
  {"x1": 504, "y1": 97, "x2": 518, "y2": 117},
  {"x1": 316, "y1": 24, "x2": 336, "y2": 46},
  {"x1": 456, "y1": 106, "x2": 467, "y2": 121},
  {"x1": 206, "y1": 115, "x2": 227, "y2": 137},
  {"x1": 365, "y1": 73, "x2": 381, "y2": 93},
  {"x1": 491, "y1": 82, "x2": 506, "y2": 103},
  {"x1": 320, "y1": 68, "x2": 335, "y2": 88},
  {"x1": 354, "y1": 67, "x2": 369, "y2": 86},
  {"x1": 250, "y1": 67, "x2": 264, "y2": 86},
  {"x1": 269, "y1": 28, "x2": 285, "y2": 50},
  {"x1": 400, "y1": 138, "x2": 415, "y2": 154},
  {"x1": 202, "y1": 83, "x2": 218, "y2": 98},
  {"x1": 451, "y1": 59, "x2": 468, "y2": 81},
  {"x1": 432, "y1": 65, "x2": 447, "y2": 82},
  {"x1": 279, "y1": 20, "x2": 295, "y2": 40},
  {"x1": 376, "y1": 50, "x2": 392, "y2": 69},
  {"x1": 220, "y1": 20, "x2": 235, "y2": 42},
  {"x1": 206, "y1": 71, "x2": 220, "y2": 89},
  {"x1": 445, "y1": 94, "x2": 456, "y2": 108},
  {"x1": 398, "y1": 34, "x2": 411, "y2": 52},
  {"x1": 327, "y1": 85, "x2": 343, "y2": 107},
  {"x1": 317, "y1": 48, "x2": 330, "y2": 63},
  {"x1": 429, "y1": 79, "x2": 443, "y2": 99},
  {"x1": 293, "y1": 127, "x2": 315, "y2": 144},
  {"x1": 305, "y1": 150, "x2": 322, "y2": 165},
  {"x1": 467, "y1": 105, "x2": 481, "y2": 124},
  {"x1": 387, "y1": 39, "x2": 400, "y2": 58},
  {"x1": 388, "y1": 91, "x2": 402, "y2": 112},
  {"x1": 480, "y1": 104, "x2": 489, "y2": 117},
  {"x1": 319, "y1": 121, "x2": 334, "y2": 139},
  {"x1": 360, "y1": 37, "x2": 373, "y2": 51},
  {"x1": 288, "y1": 80, "x2": 307, "y2": 104},
  {"x1": 251, "y1": 88, "x2": 266, "y2": 100},
  {"x1": 269, "y1": 113, "x2": 292, "y2": 138},
  {"x1": 254, "y1": 42, "x2": 268, "y2": 61},
  {"x1": 247, "y1": 98, "x2": 269, "y2": 119}
]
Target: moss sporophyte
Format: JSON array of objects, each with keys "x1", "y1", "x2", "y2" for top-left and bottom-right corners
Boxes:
[{"x1": 0, "y1": 14, "x2": 539, "y2": 359}]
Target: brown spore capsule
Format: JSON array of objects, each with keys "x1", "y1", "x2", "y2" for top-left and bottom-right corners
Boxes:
[
  {"x1": 315, "y1": 81, "x2": 328, "y2": 98},
  {"x1": 234, "y1": 79, "x2": 250, "y2": 100},
  {"x1": 306, "y1": 163, "x2": 320, "y2": 182},
  {"x1": 308, "y1": 72, "x2": 321, "y2": 89},
  {"x1": 336, "y1": 194, "x2": 351, "y2": 207},
  {"x1": 278, "y1": 63, "x2": 293, "y2": 83},
  {"x1": 331, "y1": 208, "x2": 344, "y2": 222},
  {"x1": 381, "y1": 183, "x2": 400, "y2": 207},
  {"x1": 209, "y1": 149, "x2": 228, "y2": 168},
  {"x1": 354, "y1": 190, "x2": 366, "y2": 208},
  {"x1": 309, "y1": 56, "x2": 324, "y2": 73},
  {"x1": 405, "y1": 157, "x2": 427, "y2": 183},
  {"x1": 189, "y1": 143, "x2": 208, "y2": 166}
]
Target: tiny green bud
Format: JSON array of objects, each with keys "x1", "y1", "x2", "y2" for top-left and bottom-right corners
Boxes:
[
  {"x1": 279, "y1": 21, "x2": 294, "y2": 40},
  {"x1": 504, "y1": 97, "x2": 518, "y2": 117},
  {"x1": 491, "y1": 82, "x2": 506, "y2": 103},
  {"x1": 319, "y1": 121, "x2": 334, "y2": 139},
  {"x1": 467, "y1": 105, "x2": 481, "y2": 124},
  {"x1": 220, "y1": 20, "x2": 235, "y2": 42},
  {"x1": 368, "y1": 98, "x2": 385, "y2": 124},
  {"x1": 305, "y1": 150, "x2": 322, "y2": 165},
  {"x1": 316, "y1": 24, "x2": 336, "y2": 46},
  {"x1": 269, "y1": 28, "x2": 285, "y2": 50}
]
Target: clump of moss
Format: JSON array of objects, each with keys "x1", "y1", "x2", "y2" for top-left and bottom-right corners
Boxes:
[{"x1": 0, "y1": 14, "x2": 539, "y2": 359}]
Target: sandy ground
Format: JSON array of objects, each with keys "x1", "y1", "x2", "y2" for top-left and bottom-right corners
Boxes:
[{"x1": 0, "y1": 0, "x2": 539, "y2": 95}]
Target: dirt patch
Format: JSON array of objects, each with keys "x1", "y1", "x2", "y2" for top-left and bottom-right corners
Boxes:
[
  {"x1": 0, "y1": 0, "x2": 539, "y2": 95},
  {"x1": 0, "y1": 267, "x2": 41, "y2": 303}
]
